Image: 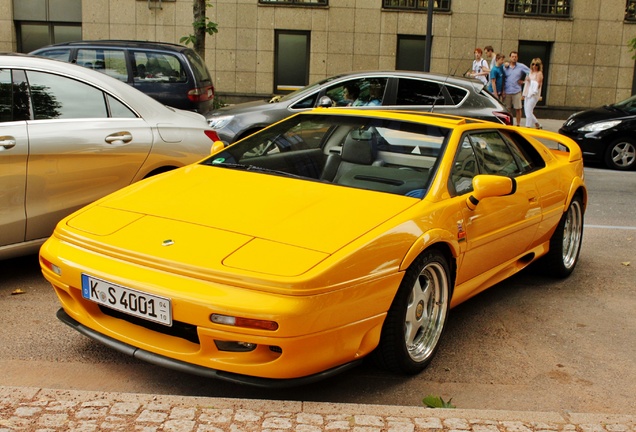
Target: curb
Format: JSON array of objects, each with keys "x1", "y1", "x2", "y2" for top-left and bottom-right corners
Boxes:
[{"x1": 1, "y1": 386, "x2": 635, "y2": 431}]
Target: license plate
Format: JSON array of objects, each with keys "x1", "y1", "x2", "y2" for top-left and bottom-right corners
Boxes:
[{"x1": 81, "y1": 274, "x2": 172, "y2": 326}]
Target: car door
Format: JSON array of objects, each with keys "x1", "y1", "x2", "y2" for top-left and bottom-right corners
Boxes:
[
  {"x1": 23, "y1": 69, "x2": 154, "y2": 241},
  {"x1": 449, "y1": 130, "x2": 542, "y2": 285},
  {"x1": 0, "y1": 69, "x2": 29, "y2": 247}
]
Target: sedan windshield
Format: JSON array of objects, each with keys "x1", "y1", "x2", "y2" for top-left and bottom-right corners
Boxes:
[
  {"x1": 613, "y1": 94, "x2": 636, "y2": 114},
  {"x1": 203, "y1": 114, "x2": 451, "y2": 198}
]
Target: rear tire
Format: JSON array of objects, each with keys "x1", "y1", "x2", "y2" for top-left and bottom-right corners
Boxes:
[
  {"x1": 373, "y1": 249, "x2": 451, "y2": 374},
  {"x1": 604, "y1": 137, "x2": 636, "y2": 171},
  {"x1": 541, "y1": 195, "x2": 584, "y2": 278}
]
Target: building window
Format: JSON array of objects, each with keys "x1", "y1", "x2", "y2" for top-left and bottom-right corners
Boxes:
[
  {"x1": 627, "y1": 0, "x2": 636, "y2": 20},
  {"x1": 274, "y1": 31, "x2": 311, "y2": 94},
  {"x1": 396, "y1": 35, "x2": 427, "y2": 71},
  {"x1": 13, "y1": 0, "x2": 82, "y2": 52},
  {"x1": 504, "y1": 0, "x2": 571, "y2": 18},
  {"x1": 259, "y1": 0, "x2": 328, "y2": 5},
  {"x1": 383, "y1": 0, "x2": 451, "y2": 12}
]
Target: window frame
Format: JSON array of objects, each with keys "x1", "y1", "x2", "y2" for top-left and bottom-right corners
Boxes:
[
  {"x1": 382, "y1": 0, "x2": 451, "y2": 12},
  {"x1": 258, "y1": 0, "x2": 328, "y2": 6},
  {"x1": 627, "y1": 0, "x2": 636, "y2": 21},
  {"x1": 504, "y1": 0, "x2": 571, "y2": 18}
]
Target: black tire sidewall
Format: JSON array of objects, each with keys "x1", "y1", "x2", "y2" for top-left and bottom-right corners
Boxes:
[{"x1": 374, "y1": 249, "x2": 451, "y2": 374}]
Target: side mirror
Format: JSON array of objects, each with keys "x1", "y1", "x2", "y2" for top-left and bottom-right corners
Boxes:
[
  {"x1": 210, "y1": 140, "x2": 225, "y2": 155},
  {"x1": 466, "y1": 175, "x2": 516, "y2": 210},
  {"x1": 317, "y1": 96, "x2": 334, "y2": 108}
]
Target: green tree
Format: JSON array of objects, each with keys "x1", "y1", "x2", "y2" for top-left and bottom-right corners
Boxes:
[{"x1": 180, "y1": 0, "x2": 218, "y2": 59}]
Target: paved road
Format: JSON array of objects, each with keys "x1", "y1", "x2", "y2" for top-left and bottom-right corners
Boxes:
[{"x1": 1, "y1": 120, "x2": 635, "y2": 422}]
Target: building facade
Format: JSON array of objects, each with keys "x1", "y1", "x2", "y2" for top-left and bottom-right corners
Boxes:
[{"x1": 2, "y1": 0, "x2": 635, "y2": 113}]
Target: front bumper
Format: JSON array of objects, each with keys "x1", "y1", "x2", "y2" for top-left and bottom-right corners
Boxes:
[
  {"x1": 41, "y1": 234, "x2": 400, "y2": 383},
  {"x1": 56, "y1": 308, "x2": 362, "y2": 388}
]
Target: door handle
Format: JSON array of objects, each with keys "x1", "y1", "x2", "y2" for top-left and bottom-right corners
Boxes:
[
  {"x1": 0, "y1": 136, "x2": 16, "y2": 150},
  {"x1": 105, "y1": 132, "x2": 133, "y2": 145}
]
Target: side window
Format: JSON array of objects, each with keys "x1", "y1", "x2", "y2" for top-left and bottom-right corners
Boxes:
[
  {"x1": 27, "y1": 71, "x2": 108, "y2": 120},
  {"x1": 324, "y1": 78, "x2": 388, "y2": 107},
  {"x1": 1, "y1": 69, "x2": 31, "y2": 122},
  {"x1": 467, "y1": 131, "x2": 522, "y2": 176},
  {"x1": 444, "y1": 85, "x2": 469, "y2": 105},
  {"x1": 77, "y1": 49, "x2": 128, "y2": 82},
  {"x1": 395, "y1": 79, "x2": 444, "y2": 106},
  {"x1": 501, "y1": 131, "x2": 546, "y2": 173},
  {"x1": 292, "y1": 93, "x2": 318, "y2": 109},
  {"x1": 35, "y1": 49, "x2": 72, "y2": 62},
  {"x1": 0, "y1": 70, "x2": 13, "y2": 122},
  {"x1": 132, "y1": 52, "x2": 185, "y2": 83},
  {"x1": 450, "y1": 136, "x2": 479, "y2": 196},
  {"x1": 107, "y1": 95, "x2": 137, "y2": 119}
]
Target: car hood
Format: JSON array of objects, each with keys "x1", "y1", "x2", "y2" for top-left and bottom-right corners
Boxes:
[
  {"x1": 208, "y1": 99, "x2": 274, "y2": 117},
  {"x1": 561, "y1": 105, "x2": 630, "y2": 131},
  {"x1": 63, "y1": 164, "x2": 418, "y2": 278}
]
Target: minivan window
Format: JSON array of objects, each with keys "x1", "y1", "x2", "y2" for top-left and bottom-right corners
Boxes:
[
  {"x1": 132, "y1": 51, "x2": 186, "y2": 83},
  {"x1": 184, "y1": 50, "x2": 211, "y2": 83},
  {"x1": 76, "y1": 49, "x2": 128, "y2": 82},
  {"x1": 36, "y1": 48, "x2": 72, "y2": 61},
  {"x1": 27, "y1": 71, "x2": 108, "y2": 119}
]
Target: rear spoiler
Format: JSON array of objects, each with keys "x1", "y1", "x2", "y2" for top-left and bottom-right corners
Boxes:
[{"x1": 522, "y1": 128, "x2": 582, "y2": 163}]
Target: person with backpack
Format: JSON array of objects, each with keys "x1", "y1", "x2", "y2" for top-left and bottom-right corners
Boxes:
[{"x1": 466, "y1": 48, "x2": 490, "y2": 85}]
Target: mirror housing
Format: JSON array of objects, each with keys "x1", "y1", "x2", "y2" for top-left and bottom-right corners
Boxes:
[
  {"x1": 210, "y1": 140, "x2": 225, "y2": 155},
  {"x1": 466, "y1": 175, "x2": 516, "y2": 210},
  {"x1": 317, "y1": 96, "x2": 334, "y2": 108}
]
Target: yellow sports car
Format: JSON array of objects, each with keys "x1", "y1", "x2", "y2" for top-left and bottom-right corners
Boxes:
[{"x1": 40, "y1": 109, "x2": 586, "y2": 386}]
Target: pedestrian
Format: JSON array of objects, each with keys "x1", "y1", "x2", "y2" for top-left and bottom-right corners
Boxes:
[
  {"x1": 488, "y1": 53, "x2": 505, "y2": 101},
  {"x1": 484, "y1": 45, "x2": 496, "y2": 69},
  {"x1": 523, "y1": 57, "x2": 544, "y2": 129},
  {"x1": 466, "y1": 48, "x2": 490, "y2": 85},
  {"x1": 502, "y1": 51, "x2": 530, "y2": 126}
]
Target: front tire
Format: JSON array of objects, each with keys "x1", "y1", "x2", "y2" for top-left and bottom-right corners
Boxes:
[
  {"x1": 541, "y1": 195, "x2": 584, "y2": 278},
  {"x1": 604, "y1": 137, "x2": 636, "y2": 171},
  {"x1": 374, "y1": 249, "x2": 451, "y2": 374}
]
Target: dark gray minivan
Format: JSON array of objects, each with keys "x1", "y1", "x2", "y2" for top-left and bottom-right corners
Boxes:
[{"x1": 31, "y1": 40, "x2": 215, "y2": 114}]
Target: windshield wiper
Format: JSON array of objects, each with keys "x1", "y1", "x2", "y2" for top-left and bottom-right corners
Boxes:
[{"x1": 207, "y1": 162, "x2": 302, "y2": 179}]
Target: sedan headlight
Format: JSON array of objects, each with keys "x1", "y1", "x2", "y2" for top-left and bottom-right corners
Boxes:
[
  {"x1": 578, "y1": 120, "x2": 621, "y2": 132},
  {"x1": 208, "y1": 115, "x2": 234, "y2": 130}
]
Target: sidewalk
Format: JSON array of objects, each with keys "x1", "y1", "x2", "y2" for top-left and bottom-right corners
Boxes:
[{"x1": 1, "y1": 385, "x2": 634, "y2": 432}]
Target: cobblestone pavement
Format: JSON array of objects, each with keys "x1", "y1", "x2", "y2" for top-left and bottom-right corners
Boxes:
[{"x1": 1, "y1": 386, "x2": 634, "y2": 432}]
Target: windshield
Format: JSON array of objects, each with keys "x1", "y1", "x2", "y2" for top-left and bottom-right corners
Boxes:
[
  {"x1": 203, "y1": 114, "x2": 451, "y2": 198},
  {"x1": 613, "y1": 94, "x2": 636, "y2": 114}
]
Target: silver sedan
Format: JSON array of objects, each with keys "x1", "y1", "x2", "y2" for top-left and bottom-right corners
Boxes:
[{"x1": 1, "y1": 53, "x2": 218, "y2": 259}]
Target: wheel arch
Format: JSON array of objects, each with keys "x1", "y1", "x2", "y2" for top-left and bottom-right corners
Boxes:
[
  {"x1": 399, "y1": 230, "x2": 459, "y2": 294},
  {"x1": 567, "y1": 179, "x2": 588, "y2": 214}
]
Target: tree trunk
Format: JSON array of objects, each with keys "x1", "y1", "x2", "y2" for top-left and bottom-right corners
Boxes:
[{"x1": 193, "y1": 0, "x2": 206, "y2": 59}]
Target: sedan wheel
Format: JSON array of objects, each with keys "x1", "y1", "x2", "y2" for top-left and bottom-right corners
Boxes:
[
  {"x1": 373, "y1": 250, "x2": 451, "y2": 374},
  {"x1": 541, "y1": 195, "x2": 584, "y2": 278},
  {"x1": 605, "y1": 137, "x2": 636, "y2": 171}
]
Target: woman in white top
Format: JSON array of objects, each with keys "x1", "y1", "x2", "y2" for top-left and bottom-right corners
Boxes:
[
  {"x1": 523, "y1": 58, "x2": 544, "y2": 128},
  {"x1": 467, "y1": 48, "x2": 490, "y2": 85}
]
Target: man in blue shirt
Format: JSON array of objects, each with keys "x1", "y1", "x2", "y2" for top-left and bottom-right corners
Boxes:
[
  {"x1": 488, "y1": 53, "x2": 505, "y2": 101},
  {"x1": 503, "y1": 51, "x2": 530, "y2": 126}
]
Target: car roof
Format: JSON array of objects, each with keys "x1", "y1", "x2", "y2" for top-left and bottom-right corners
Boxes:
[
  {"x1": 31, "y1": 40, "x2": 189, "y2": 53},
  {"x1": 300, "y1": 107, "x2": 488, "y2": 126},
  {"x1": 307, "y1": 70, "x2": 485, "y2": 89}
]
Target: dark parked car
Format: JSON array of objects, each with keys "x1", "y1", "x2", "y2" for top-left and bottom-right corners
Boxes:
[
  {"x1": 559, "y1": 94, "x2": 636, "y2": 170},
  {"x1": 31, "y1": 40, "x2": 215, "y2": 114},
  {"x1": 207, "y1": 71, "x2": 512, "y2": 144}
]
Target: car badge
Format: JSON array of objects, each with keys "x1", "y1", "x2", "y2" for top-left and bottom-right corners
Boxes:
[{"x1": 162, "y1": 239, "x2": 175, "y2": 247}]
